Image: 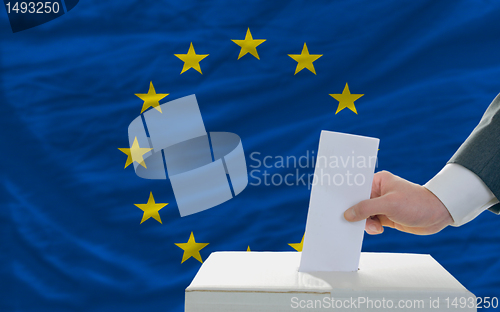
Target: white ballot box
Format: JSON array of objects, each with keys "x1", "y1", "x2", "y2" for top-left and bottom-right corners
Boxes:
[{"x1": 185, "y1": 251, "x2": 476, "y2": 312}]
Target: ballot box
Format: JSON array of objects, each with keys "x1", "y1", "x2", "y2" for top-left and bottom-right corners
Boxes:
[{"x1": 185, "y1": 251, "x2": 476, "y2": 312}]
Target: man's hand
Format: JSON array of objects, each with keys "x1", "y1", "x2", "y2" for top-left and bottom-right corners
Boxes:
[{"x1": 344, "y1": 171, "x2": 454, "y2": 235}]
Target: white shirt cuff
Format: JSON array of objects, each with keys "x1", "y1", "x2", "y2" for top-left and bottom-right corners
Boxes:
[{"x1": 424, "y1": 163, "x2": 499, "y2": 226}]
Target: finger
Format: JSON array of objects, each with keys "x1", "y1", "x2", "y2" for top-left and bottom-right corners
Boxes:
[
  {"x1": 370, "y1": 172, "x2": 382, "y2": 199},
  {"x1": 370, "y1": 171, "x2": 391, "y2": 199},
  {"x1": 376, "y1": 214, "x2": 396, "y2": 229},
  {"x1": 365, "y1": 216, "x2": 384, "y2": 234},
  {"x1": 344, "y1": 195, "x2": 395, "y2": 222}
]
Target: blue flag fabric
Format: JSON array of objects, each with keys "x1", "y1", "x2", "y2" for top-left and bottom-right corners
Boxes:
[{"x1": 1, "y1": 1, "x2": 500, "y2": 311}]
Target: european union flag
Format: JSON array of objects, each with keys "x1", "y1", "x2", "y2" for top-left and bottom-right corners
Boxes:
[{"x1": 1, "y1": 1, "x2": 500, "y2": 311}]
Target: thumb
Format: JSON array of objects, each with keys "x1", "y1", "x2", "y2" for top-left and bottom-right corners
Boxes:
[{"x1": 344, "y1": 196, "x2": 393, "y2": 222}]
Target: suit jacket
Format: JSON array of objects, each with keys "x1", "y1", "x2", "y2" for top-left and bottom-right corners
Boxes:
[{"x1": 449, "y1": 93, "x2": 500, "y2": 214}]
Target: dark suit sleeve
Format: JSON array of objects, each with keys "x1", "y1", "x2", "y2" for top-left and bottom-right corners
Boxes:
[{"x1": 448, "y1": 93, "x2": 500, "y2": 214}]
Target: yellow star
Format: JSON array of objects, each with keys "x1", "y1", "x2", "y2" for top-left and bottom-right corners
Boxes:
[
  {"x1": 174, "y1": 42, "x2": 209, "y2": 74},
  {"x1": 135, "y1": 81, "x2": 169, "y2": 114},
  {"x1": 330, "y1": 83, "x2": 364, "y2": 114},
  {"x1": 118, "y1": 137, "x2": 153, "y2": 169},
  {"x1": 247, "y1": 246, "x2": 251, "y2": 252},
  {"x1": 231, "y1": 28, "x2": 266, "y2": 60},
  {"x1": 175, "y1": 232, "x2": 209, "y2": 263},
  {"x1": 288, "y1": 233, "x2": 305, "y2": 252},
  {"x1": 288, "y1": 43, "x2": 322, "y2": 75},
  {"x1": 134, "y1": 192, "x2": 168, "y2": 224}
]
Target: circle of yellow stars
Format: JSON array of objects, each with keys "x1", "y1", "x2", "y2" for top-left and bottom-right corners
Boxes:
[{"x1": 118, "y1": 27, "x2": 365, "y2": 264}]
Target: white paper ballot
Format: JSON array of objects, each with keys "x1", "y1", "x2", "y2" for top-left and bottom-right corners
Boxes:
[{"x1": 299, "y1": 131, "x2": 379, "y2": 272}]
